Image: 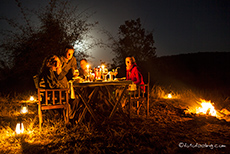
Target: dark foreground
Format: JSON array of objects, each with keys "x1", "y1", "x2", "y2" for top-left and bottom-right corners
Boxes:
[{"x1": 0, "y1": 96, "x2": 230, "y2": 154}]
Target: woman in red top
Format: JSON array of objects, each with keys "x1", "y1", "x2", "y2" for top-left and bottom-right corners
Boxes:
[{"x1": 125, "y1": 57, "x2": 144, "y2": 85}]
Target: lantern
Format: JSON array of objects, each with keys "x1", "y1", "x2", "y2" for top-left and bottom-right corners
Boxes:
[
  {"x1": 29, "y1": 96, "x2": 35, "y2": 101},
  {"x1": 168, "y1": 93, "x2": 172, "y2": 99},
  {"x1": 20, "y1": 104, "x2": 28, "y2": 114},
  {"x1": 15, "y1": 123, "x2": 24, "y2": 134}
]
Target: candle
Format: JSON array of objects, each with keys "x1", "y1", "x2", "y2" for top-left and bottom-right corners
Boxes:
[
  {"x1": 101, "y1": 65, "x2": 105, "y2": 72},
  {"x1": 15, "y1": 123, "x2": 24, "y2": 134}
]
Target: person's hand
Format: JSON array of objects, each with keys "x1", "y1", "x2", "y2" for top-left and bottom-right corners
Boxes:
[
  {"x1": 73, "y1": 69, "x2": 79, "y2": 77},
  {"x1": 56, "y1": 66, "x2": 62, "y2": 75}
]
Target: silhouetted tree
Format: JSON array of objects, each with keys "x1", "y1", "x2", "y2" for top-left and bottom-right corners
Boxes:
[
  {"x1": 0, "y1": 0, "x2": 98, "y2": 92},
  {"x1": 110, "y1": 18, "x2": 156, "y2": 66}
]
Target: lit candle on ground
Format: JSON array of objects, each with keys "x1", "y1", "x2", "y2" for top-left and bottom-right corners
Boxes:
[
  {"x1": 15, "y1": 123, "x2": 24, "y2": 134},
  {"x1": 30, "y1": 96, "x2": 34, "y2": 101}
]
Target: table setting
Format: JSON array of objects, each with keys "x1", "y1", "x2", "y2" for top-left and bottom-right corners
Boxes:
[{"x1": 68, "y1": 64, "x2": 132, "y2": 124}]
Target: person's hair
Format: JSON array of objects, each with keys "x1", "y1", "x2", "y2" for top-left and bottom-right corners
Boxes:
[
  {"x1": 130, "y1": 56, "x2": 136, "y2": 64},
  {"x1": 63, "y1": 45, "x2": 74, "y2": 55},
  {"x1": 80, "y1": 58, "x2": 87, "y2": 63},
  {"x1": 126, "y1": 56, "x2": 136, "y2": 64},
  {"x1": 40, "y1": 55, "x2": 59, "y2": 74}
]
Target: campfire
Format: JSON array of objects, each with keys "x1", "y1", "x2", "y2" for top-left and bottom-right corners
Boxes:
[
  {"x1": 196, "y1": 99, "x2": 217, "y2": 116},
  {"x1": 184, "y1": 98, "x2": 220, "y2": 118}
]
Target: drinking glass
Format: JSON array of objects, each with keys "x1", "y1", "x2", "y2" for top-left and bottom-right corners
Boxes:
[
  {"x1": 103, "y1": 68, "x2": 108, "y2": 81},
  {"x1": 114, "y1": 68, "x2": 118, "y2": 78}
]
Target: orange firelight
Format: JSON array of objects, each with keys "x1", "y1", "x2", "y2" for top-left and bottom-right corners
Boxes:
[
  {"x1": 196, "y1": 99, "x2": 217, "y2": 116},
  {"x1": 86, "y1": 64, "x2": 90, "y2": 69},
  {"x1": 167, "y1": 93, "x2": 172, "y2": 99},
  {"x1": 15, "y1": 123, "x2": 24, "y2": 134},
  {"x1": 30, "y1": 96, "x2": 35, "y2": 101}
]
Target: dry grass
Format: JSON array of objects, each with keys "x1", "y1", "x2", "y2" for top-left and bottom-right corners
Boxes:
[{"x1": 0, "y1": 87, "x2": 230, "y2": 154}]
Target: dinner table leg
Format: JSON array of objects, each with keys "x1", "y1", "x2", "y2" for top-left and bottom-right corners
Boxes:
[
  {"x1": 75, "y1": 88, "x2": 99, "y2": 123},
  {"x1": 76, "y1": 87, "x2": 99, "y2": 124},
  {"x1": 109, "y1": 85, "x2": 129, "y2": 119}
]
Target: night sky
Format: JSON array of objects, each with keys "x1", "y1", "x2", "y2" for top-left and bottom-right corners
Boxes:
[{"x1": 0, "y1": 0, "x2": 229, "y2": 66}]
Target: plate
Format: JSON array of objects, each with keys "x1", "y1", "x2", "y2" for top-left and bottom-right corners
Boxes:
[
  {"x1": 73, "y1": 76, "x2": 81, "y2": 80},
  {"x1": 95, "y1": 79, "x2": 103, "y2": 82},
  {"x1": 116, "y1": 77, "x2": 126, "y2": 81}
]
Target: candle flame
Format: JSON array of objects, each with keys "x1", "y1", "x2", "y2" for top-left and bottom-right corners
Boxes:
[
  {"x1": 168, "y1": 93, "x2": 172, "y2": 98},
  {"x1": 16, "y1": 123, "x2": 24, "y2": 134},
  {"x1": 21, "y1": 106, "x2": 28, "y2": 114},
  {"x1": 30, "y1": 96, "x2": 34, "y2": 101}
]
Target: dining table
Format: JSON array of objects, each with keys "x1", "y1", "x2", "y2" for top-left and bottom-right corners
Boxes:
[{"x1": 70, "y1": 79, "x2": 133, "y2": 124}]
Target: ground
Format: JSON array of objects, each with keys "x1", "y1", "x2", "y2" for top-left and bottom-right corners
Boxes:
[{"x1": 0, "y1": 93, "x2": 230, "y2": 154}]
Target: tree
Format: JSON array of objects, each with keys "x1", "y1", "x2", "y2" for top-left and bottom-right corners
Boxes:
[
  {"x1": 111, "y1": 18, "x2": 156, "y2": 66},
  {"x1": 0, "y1": 0, "x2": 98, "y2": 92}
]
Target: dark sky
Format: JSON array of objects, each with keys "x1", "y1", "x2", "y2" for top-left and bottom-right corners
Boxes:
[{"x1": 0, "y1": 0, "x2": 229, "y2": 66}]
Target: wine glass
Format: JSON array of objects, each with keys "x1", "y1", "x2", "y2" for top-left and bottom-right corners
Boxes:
[
  {"x1": 114, "y1": 67, "x2": 119, "y2": 78},
  {"x1": 103, "y1": 68, "x2": 108, "y2": 81}
]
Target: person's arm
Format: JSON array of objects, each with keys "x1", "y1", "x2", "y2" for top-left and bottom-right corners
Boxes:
[
  {"x1": 133, "y1": 67, "x2": 142, "y2": 85},
  {"x1": 56, "y1": 67, "x2": 68, "y2": 80},
  {"x1": 45, "y1": 69, "x2": 58, "y2": 89},
  {"x1": 72, "y1": 57, "x2": 78, "y2": 70}
]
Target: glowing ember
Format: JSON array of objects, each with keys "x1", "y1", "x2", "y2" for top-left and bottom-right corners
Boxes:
[
  {"x1": 168, "y1": 93, "x2": 172, "y2": 99},
  {"x1": 15, "y1": 123, "x2": 24, "y2": 134},
  {"x1": 30, "y1": 96, "x2": 35, "y2": 101},
  {"x1": 196, "y1": 99, "x2": 217, "y2": 116}
]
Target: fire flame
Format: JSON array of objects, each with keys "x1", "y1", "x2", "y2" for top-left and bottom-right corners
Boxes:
[
  {"x1": 21, "y1": 106, "x2": 28, "y2": 114},
  {"x1": 167, "y1": 93, "x2": 172, "y2": 99},
  {"x1": 30, "y1": 96, "x2": 35, "y2": 101},
  {"x1": 15, "y1": 123, "x2": 24, "y2": 134},
  {"x1": 196, "y1": 99, "x2": 217, "y2": 116},
  {"x1": 163, "y1": 93, "x2": 179, "y2": 99}
]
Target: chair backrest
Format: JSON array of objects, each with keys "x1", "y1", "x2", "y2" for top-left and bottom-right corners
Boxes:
[
  {"x1": 33, "y1": 75, "x2": 45, "y2": 89},
  {"x1": 33, "y1": 75, "x2": 39, "y2": 89},
  {"x1": 129, "y1": 72, "x2": 150, "y2": 117},
  {"x1": 130, "y1": 72, "x2": 150, "y2": 97},
  {"x1": 38, "y1": 88, "x2": 69, "y2": 106}
]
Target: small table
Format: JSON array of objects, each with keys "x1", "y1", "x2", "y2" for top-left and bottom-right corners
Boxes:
[{"x1": 72, "y1": 80, "x2": 132, "y2": 124}]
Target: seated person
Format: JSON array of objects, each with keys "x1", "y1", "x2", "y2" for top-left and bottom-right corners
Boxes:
[
  {"x1": 125, "y1": 56, "x2": 144, "y2": 85},
  {"x1": 39, "y1": 55, "x2": 68, "y2": 89},
  {"x1": 59, "y1": 45, "x2": 78, "y2": 81},
  {"x1": 79, "y1": 59, "x2": 88, "y2": 79}
]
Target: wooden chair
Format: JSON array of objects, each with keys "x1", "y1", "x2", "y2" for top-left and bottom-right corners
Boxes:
[
  {"x1": 128, "y1": 72, "x2": 150, "y2": 118},
  {"x1": 33, "y1": 75, "x2": 69, "y2": 130}
]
